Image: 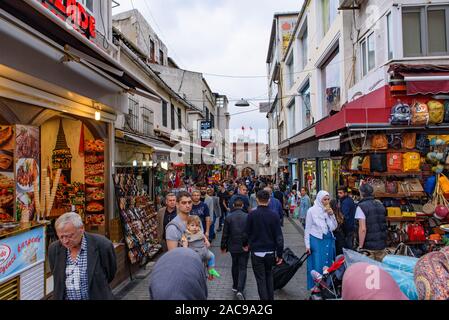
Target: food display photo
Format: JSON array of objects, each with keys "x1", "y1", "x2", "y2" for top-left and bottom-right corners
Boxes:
[
  {"x1": 84, "y1": 139, "x2": 105, "y2": 226},
  {"x1": 15, "y1": 125, "x2": 39, "y2": 223},
  {"x1": 0, "y1": 126, "x2": 14, "y2": 172},
  {"x1": 0, "y1": 172, "x2": 15, "y2": 222}
]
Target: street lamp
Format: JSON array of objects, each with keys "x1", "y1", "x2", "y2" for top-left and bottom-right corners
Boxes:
[{"x1": 235, "y1": 98, "x2": 250, "y2": 107}]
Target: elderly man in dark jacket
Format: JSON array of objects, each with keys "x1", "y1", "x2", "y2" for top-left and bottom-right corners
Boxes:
[
  {"x1": 48, "y1": 212, "x2": 117, "y2": 300},
  {"x1": 220, "y1": 199, "x2": 249, "y2": 300}
]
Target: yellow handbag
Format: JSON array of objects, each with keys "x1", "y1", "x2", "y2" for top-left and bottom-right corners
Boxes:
[
  {"x1": 438, "y1": 174, "x2": 449, "y2": 195},
  {"x1": 403, "y1": 152, "x2": 421, "y2": 172},
  {"x1": 387, "y1": 207, "x2": 402, "y2": 217}
]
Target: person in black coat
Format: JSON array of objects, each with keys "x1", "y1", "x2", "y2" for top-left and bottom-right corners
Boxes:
[
  {"x1": 220, "y1": 199, "x2": 249, "y2": 300},
  {"x1": 244, "y1": 190, "x2": 284, "y2": 301},
  {"x1": 48, "y1": 212, "x2": 117, "y2": 300}
]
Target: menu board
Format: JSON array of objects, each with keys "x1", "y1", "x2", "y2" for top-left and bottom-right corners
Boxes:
[
  {"x1": 84, "y1": 139, "x2": 105, "y2": 226},
  {"x1": 0, "y1": 125, "x2": 15, "y2": 222},
  {"x1": 15, "y1": 125, "x2": 39, "y2": 222}
]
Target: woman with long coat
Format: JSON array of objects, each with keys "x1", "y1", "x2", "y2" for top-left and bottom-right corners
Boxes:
[{"x1": 304, "y1": 190, "x2": 338, "y2": 290}]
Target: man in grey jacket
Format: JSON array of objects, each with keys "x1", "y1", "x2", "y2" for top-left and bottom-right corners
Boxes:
[{"x1": 48, "y1": 212, "x2": 117, "y2": 300}]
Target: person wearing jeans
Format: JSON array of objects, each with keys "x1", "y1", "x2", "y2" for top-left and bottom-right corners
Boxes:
[
  {"x1": 244, "y1": 190, "x2": 284, "y2": 300},
  {"x1": 220, "y1": 199, "x2": 249, "y2": 299}
]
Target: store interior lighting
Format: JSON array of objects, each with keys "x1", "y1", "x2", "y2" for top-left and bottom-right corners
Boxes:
[
  {"x1": 161, "y1": 161, "x2": 168, "y2": 170},
  {"x1": 142, "y1": 161, "x2": 147, "y2": 166},
  {"x1": 95, "y1": 111, "x2": 101, "y2": 121},
  {"x1": 132, "y1": 160, "x2": 137, "y2": 167}
]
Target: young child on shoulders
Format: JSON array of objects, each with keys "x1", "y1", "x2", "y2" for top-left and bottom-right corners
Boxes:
[{"x1": 181, "y1": 215, "x2": 220, "y2": 280}]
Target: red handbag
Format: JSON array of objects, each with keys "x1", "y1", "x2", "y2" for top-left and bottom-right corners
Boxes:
[{"x1": 407, "y1": 223, "x2": 426, "y2": 242}]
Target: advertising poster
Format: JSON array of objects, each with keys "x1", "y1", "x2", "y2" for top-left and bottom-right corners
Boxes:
[
  {"x1": 84, "y1": 139, "x2": 105, "y2": 226},
  {"x1": 15, "y1": 125, "x2": 40, "y2": 222},
  {"x1": 0, "y1": 226, "x2": 45, "y2": 282},
  {"x1": 0, "y1": 126, "x2": 15, "y2": 222}
]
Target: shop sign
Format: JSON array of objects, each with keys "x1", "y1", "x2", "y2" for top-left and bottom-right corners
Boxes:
[
  {"x1": 38, "y1": 0, "x2": 96, "y2": 39},
  {"x1": 0, "y1": 226, "x2": 45, "y2": 281},
  {"x1": 200, "y1": 121, "x2": 212, "y2": 141}
]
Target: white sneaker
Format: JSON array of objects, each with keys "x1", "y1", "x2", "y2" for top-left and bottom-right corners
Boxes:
[
  {"x1": 236, "y1": 292, "x2": 245, "y2": 300},
  {"x1": 232, "y1": 288, "x2": 238, "y2": 293}
]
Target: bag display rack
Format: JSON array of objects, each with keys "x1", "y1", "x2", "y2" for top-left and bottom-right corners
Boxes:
[{"x1": 342, "y1": 125, "x2": 449, "y2": 256}]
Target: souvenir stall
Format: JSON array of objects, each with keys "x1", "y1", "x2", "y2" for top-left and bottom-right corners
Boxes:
[
  {"x1": 113, "y1": 171, "x2": 161, "y2": 265},
  {"x1": 341, "y1": 98, "x2": 449, "y2": 257}
]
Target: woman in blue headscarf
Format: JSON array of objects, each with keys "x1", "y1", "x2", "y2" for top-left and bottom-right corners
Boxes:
[{"x1": 304, "y1": 190, "x2": 338, "y2": 290}]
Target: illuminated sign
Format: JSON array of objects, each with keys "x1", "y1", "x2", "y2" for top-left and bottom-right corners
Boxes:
[{"x1": 38, "y1": 0, "x2": 96, "y2": 39}]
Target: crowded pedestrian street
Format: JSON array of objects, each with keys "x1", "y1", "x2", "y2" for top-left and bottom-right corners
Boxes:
[
  {"x1": 1, "y1": 0, "x2": 449, "y2": 308},
  {"x1": 117, "y1": 217, "x2": 308, "y2": 300}
]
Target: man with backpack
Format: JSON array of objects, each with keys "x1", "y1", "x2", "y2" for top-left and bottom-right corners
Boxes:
[{"x1": 166, "y1": 191, "x2": 210, "y2": 251}]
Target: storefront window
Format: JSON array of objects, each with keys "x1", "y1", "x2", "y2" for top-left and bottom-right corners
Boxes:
[{"x1": 302, "y1": 160, "x2": 317, "y2": 200}]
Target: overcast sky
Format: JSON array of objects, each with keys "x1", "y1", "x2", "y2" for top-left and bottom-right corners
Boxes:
[{"x1": 113, "y1": 0, "x2": 302, "y2": 143}]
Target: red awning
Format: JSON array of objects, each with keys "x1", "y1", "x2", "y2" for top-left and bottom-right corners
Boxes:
[
  {"x1": 316, "y1": 85, "x2": 392, "y2": 137},
  {"x1": 401, "y1": 72, "x2": 449, "y2": 95}
]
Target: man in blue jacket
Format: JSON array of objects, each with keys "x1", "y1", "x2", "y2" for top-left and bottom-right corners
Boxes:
[
  {"x1": 337, "y1": 186, "x2": 356, "y2": 249},
  {"x1": 229, "y1": 184, "x2": 250, "y2": 213},
  {"x1": 264, "y1": 187, "x2": 285, "y2": 227},
  {"x1": 244, "y1": 190, "x2": 284, "y2": 301}
]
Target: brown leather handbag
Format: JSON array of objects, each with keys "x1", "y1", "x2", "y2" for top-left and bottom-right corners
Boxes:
[
  {"x1": 371, "y1": 134, "x2": 388, "y2": 150},
  {"x1": 402, "y1": 133, "x2": 417, "y2": 149},
  {"x1": 386, "y1": 181, "x2": 398, "y2": 194},
  {"x1": 361, "y1": 155, "x2": 370, "y2": 171}
]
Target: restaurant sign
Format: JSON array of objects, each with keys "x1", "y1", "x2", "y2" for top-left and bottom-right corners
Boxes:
[{"x1": 37, "y1": 0, "x2": 96, "y2": 39}]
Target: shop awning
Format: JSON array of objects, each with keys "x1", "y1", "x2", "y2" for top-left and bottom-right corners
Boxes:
[
  {"x1": 123, "y1": 133, "x2": 182, "y2": 154},
  {"x1": 402, "y1": 72, "x2": 449, "y2": 95},
  {"x1": 315, "y1": 85, "x2": 391, "y2": 137},
  {"x1": 0, "y1": 0, "x2": 161, "y2": 100},
  {"x1": 318, "y1": 135, "x2": 340, "y2": 152}
]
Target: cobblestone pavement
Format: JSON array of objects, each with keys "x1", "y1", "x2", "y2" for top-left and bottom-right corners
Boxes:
[{"x1": 118, "y1": 217, "x2": 308, "y2": 300}]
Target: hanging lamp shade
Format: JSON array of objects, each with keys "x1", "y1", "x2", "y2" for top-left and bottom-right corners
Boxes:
[{"x1": 235, "y1": 98, "x2": 250, "y2": 107}]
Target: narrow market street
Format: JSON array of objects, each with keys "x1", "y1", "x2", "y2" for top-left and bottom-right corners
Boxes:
[{"x1": 117, "y1": 218, "x2": 308, "y2": 300}]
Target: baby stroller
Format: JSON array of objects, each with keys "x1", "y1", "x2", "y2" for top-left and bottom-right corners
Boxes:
[
  {"x1": 309, "y1": 254, "x2": 346, "y2": 300},
  {"x1": 273, "y1": 248, "x2": 309, "y2": 290}
]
